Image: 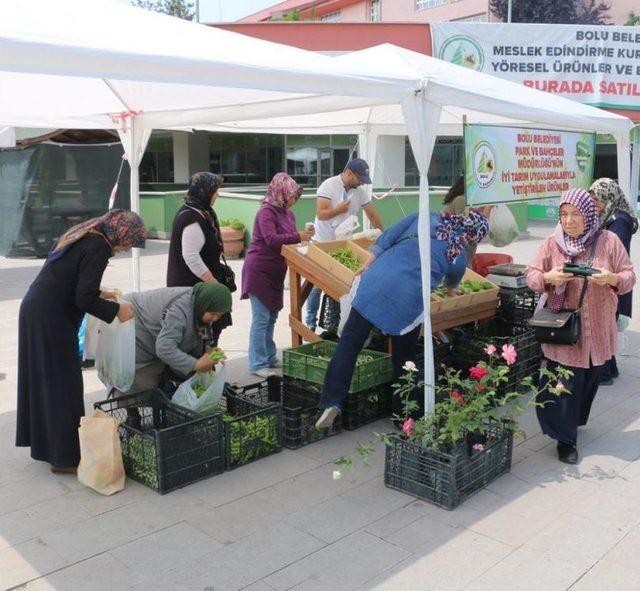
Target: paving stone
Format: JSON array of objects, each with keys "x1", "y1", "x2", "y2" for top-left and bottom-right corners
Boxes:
[
  {"x1": 24, "y1": 551, "x2": 144, "y2": 591},
  {"x1": 464, "y1": 546, "x2": 584, "y2": 591},
  {"x1": 166, "y1": 523, "x2": 325, "y2": 591},
  {"x1": 264, "y1": 530, "x2": 410, "y2": 591},
  {"x1": 361, "y1": 530, "x2": 512, "y2": 591},
  {"x1": 110, "y1": 522, "x2": 222, "y2": 579},
  {"x1": 523, "y1": 511, "x2": 633, "y2": 571},
  {"x1": 0, "y1": 496, "x2": 92, "y2": 551},
  {"x1": 188, "y1": 463, "x2": 377, "y2": 545},
  {"x1": 0, "y1": 538, "x2": 69, "y2": 589},
  {"x1": 570, "y1": 560, "x2": 640, "y2": 591},
  {"x1": 283, "y1": 478, "x2": 410, "y2": 544}
]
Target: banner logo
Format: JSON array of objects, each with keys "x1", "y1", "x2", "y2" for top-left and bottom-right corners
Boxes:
[
  {"x1": 473, "y1": 142, "x2": 497, "y2": 188},
  {"x1": 575, "y1": 141, "x2": 592, "y2": 172},
  {"x1": 438, "y1": 35, "x2": 484, "y2": 71}
]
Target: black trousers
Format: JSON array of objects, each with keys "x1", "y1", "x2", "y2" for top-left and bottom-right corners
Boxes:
[
  {"x1": 537, "y1": 358, "x2": 604, "y2": 446},
  {"x1": 319, "y1": 308, "x2": 421, "y2": 413}
]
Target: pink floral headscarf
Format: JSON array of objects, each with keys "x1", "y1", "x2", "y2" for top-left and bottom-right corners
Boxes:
[
  {"x1": 264, "y1": 173, "x2": 302, "y2": 209},
  {"x1": 548, "y1": 188, "x2": 600, "y2": 311}
]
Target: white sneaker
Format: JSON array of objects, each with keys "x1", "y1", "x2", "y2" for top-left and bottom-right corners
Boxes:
[
  {"x1": 252, "y1": 368, "x2": 278, "y2": 378},
  {"x1": 315, "y1": 406, "x2": 340, "y2": 429}
]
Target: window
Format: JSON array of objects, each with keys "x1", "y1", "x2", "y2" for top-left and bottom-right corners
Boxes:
[
  {"x1": 405, "y1": 137, "x2": 462, "y2": 187},
  {"x1": 370, "y1": 0, "x2": 381, "y2": 21},
  {"x1": 140, "y1": 133, "x2": 174, "y2": 183},
  {"x1": 209, "y1": 133, "x2": 283, "y2": 185},
  {"x1": 416, "y1": 0, "x2": 449, "y2": 10},
  {"x1": 320, "y1": 11, "x2": 340, "y2": 21}
]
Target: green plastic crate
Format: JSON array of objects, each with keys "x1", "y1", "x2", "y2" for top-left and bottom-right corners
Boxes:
[{"x1": 283, "y1": 340, "x2": 393, "y2": 393}]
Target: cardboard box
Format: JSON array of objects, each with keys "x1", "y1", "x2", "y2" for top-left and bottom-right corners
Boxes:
[{"x1": 430, "y1": 269, "x2": 499, "y2": 315}]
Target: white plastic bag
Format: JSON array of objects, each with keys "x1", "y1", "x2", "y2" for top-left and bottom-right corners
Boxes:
[
  {"x1": 488, "y1": 204, "x2": 519, "y2": 247},
  {"x1": 172, "y1": 364, "x2": 227, "y2": 415},
  {"x1": 83, "y1": 314, "x2": 102, "y2": 361},
  {"x1": 95, "y1": 317, "x2": 136, "y2": 392},
  {"x1": 334, "y1": 215, "x2": 360, "y2": 239}
]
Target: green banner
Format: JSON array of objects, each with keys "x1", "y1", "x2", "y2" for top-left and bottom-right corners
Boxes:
[{"x1": 464, "y1": 124, "x2": 595, "y2": 206}]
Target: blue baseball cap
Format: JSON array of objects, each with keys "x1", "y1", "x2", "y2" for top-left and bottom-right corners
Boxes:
[{"x1": 345, "y1": 158, "x2": 372, "y2": 184}]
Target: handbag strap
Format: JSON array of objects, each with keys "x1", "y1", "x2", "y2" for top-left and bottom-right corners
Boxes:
[{"x1": 576, "y1": 232, "x2": 601, "y2": 311}]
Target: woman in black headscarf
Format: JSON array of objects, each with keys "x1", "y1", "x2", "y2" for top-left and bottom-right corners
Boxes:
[{"x1": 167, "y1": 172, "x2": 232, "y2": 347}]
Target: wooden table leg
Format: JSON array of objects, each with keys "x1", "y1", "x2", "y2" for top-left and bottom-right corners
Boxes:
[{"x1": 289, "y1": 268, "x2": 303, "y2": 347}]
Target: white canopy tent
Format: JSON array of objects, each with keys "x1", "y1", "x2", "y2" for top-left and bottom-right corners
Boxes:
[{"x1": 0, "y1": 0, "x2": 633, "y2": 411}]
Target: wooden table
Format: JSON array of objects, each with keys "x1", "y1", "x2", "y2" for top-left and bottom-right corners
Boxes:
[
  {"x1": 281, "y1": 243, "x2": 498, "y2": 347},
  {"x1": 282, "y1": 243, "x2": 352, "y2": 346}
]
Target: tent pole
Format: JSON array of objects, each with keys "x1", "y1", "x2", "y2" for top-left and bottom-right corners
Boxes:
[{"x1": 130, "y1": 117, "x2": 141, "y2": 291}]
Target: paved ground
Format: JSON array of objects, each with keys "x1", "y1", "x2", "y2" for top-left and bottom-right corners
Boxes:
[{"x1": 1, "y1": 221, "x2": 640, "y2": 591}]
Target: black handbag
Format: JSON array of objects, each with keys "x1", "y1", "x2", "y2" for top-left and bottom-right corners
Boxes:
[
  {"x1": 528, "y1": 234, "x2": 598, "y2": 345},
  {"x1": 527, "y1": 279, "x2": 588, "y2": 345},
  {"x1": 219, "y1": 253, "x2": 237, "y2": 293}
]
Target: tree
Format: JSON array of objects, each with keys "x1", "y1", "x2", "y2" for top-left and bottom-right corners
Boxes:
[
  {"x1": 489, "y1": 0, "x2": 610, "y2": 24},
  {"x1": 131, "y1": 0, "x2": 194, "y2": 21},
  {"x1": 625, "y1": 11, "x2": 640, "y2": 25}
]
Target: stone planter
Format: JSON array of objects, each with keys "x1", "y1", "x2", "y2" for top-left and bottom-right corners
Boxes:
[{"x1": 220, "y1": 226, "x2": 245, "y2": 259}]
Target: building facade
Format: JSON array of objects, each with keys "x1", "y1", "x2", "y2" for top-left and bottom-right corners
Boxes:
[{"x1": 237, "y1": 0, "x2": 638, "y2": 25}]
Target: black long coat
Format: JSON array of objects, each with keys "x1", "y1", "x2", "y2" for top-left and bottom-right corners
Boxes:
[{"x1": 16, "y1": 235, "x2": 119, "y2": 468}]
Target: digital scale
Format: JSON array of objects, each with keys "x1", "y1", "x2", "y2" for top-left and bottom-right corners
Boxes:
[{"x1": 485, "y1": 263, "x2": 528, "y2": 289}]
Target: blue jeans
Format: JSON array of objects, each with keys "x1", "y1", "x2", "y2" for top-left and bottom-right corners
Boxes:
[
  {"x1": 248, "y1": 294, "x2": 279, "y2": 371},
  {"x1": 319, "y1": 308, "x2": 421, "y2": 411},
  {"x1": 305, "y1": 286, "x2": 340, "y2": 330}
]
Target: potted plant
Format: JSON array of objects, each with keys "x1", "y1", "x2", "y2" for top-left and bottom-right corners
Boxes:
[
  {"x1": 335, "y1": 343, "x2": 570, "y2": 510},
  {"x1": 218, "y1": 218, "x2": 245, "y2": 259}
]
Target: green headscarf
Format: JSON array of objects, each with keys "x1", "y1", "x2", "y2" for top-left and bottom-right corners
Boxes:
[{"x1": 192, "y1": 282, "x2": 232, "y2": 323}]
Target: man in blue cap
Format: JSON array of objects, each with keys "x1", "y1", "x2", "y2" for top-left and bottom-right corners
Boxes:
[{"x1": 305, "y1": 158, "x2": 384, "y2": 336}]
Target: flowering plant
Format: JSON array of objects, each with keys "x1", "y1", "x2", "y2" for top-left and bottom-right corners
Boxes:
[
  {"x1": 391, "y1": 343, "x2": 570, "y2": 451},
  {"x1": 334, "y1": 342, "x2": 571, "y2": 471}
]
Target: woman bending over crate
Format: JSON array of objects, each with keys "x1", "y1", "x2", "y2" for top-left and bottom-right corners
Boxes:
[{"x1": 315, "y1": 209, "x2": 489, "y2": 429}]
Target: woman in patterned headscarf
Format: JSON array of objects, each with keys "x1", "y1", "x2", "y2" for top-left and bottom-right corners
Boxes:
[
  {"x1": 525, "y1": 188, "x2": 635, "y2": 464},
  {"x1": 589, "y1": 178, "x2": 637, "y2": 385},
  {"x1": 16, "y1": 210, "x2": 147, "y2": 473},
  {"x1": 241, "y1": 173, "x2": 313, "y2": 377},
  {"x1": 166, "y1": 172, "x2": 232, "y2": 347}
]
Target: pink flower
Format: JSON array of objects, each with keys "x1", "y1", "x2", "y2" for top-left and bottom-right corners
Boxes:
[
  {"x1": 451, "y1": 390, "x2": 465, "y2": 405},
  {"x1": 469, "y1": 365, "x2": 488, "y2": 380},
  {"x1": 555, "y1": 382, "x2": 565, "y2": 391},
  {"x1": 501, "y1": 344, "x2": 517, "y2": 365},
  {"x1": 472, "y1": 443, "x2": 485, "y2": 452},
  {"x1": 402, "y1": 418, "x2": 415, "y2": 437},
  {"x1": 485, "y1": 344, "x2": 496, "y2": 356}
]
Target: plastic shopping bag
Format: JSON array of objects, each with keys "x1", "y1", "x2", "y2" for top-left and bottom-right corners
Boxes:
[
  {"x1": 96, "y1": 316, "x2": 136, "y2": 392},
  {"x1": 172, "y1": 363, "x2": 227, "y2": 415},
  {"x1": 77, "y1": 315, "x2": 87, "y2": 358},
  {"x1": 83, "y1": 314, "x2": 102, "y2": 361},
  {"x1": 77, "y1": 409, "x2": 125, "y2": 495},
  {"x1": 488, "y1": 204, "x2": 519, "y2": 247}
]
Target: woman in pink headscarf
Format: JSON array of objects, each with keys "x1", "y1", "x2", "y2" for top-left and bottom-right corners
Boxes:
[
  {"x1": 525, "y1": 188, "x2": 635, "y2": 464},
  {"x1": 241, "y1": 173, "x2": 314, "y2": 377}
]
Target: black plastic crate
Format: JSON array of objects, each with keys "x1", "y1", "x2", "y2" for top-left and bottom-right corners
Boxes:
[
  {"x1": 221, "y1": 387, "x2": 282, "y2": 469},
  {"x1": 94, "y1": 389, "x2": 224, "y2": 494},
  {"x1": 230, "y1": 377, "x2": 342, "y2": 450},
  {"x1": 384, "y1": 424, "x2": 513, "y2": 510},
  {"x1": 451, "y1": 320, "x2": 541, "y2": 398},
  {"x1": 341, "y1": 382, "x2": 393, "y2": 430},
  {"x1": 283, "y1": 375, "x2": 392, "y2": 431},
  {"x1": 496, "y1": 287, "x2": 541, "y2": 327}
]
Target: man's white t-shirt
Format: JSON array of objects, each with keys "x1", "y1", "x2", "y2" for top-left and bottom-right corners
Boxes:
[{"x1": 313, "y1": 174, "x2": 371, "y2": 242}]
